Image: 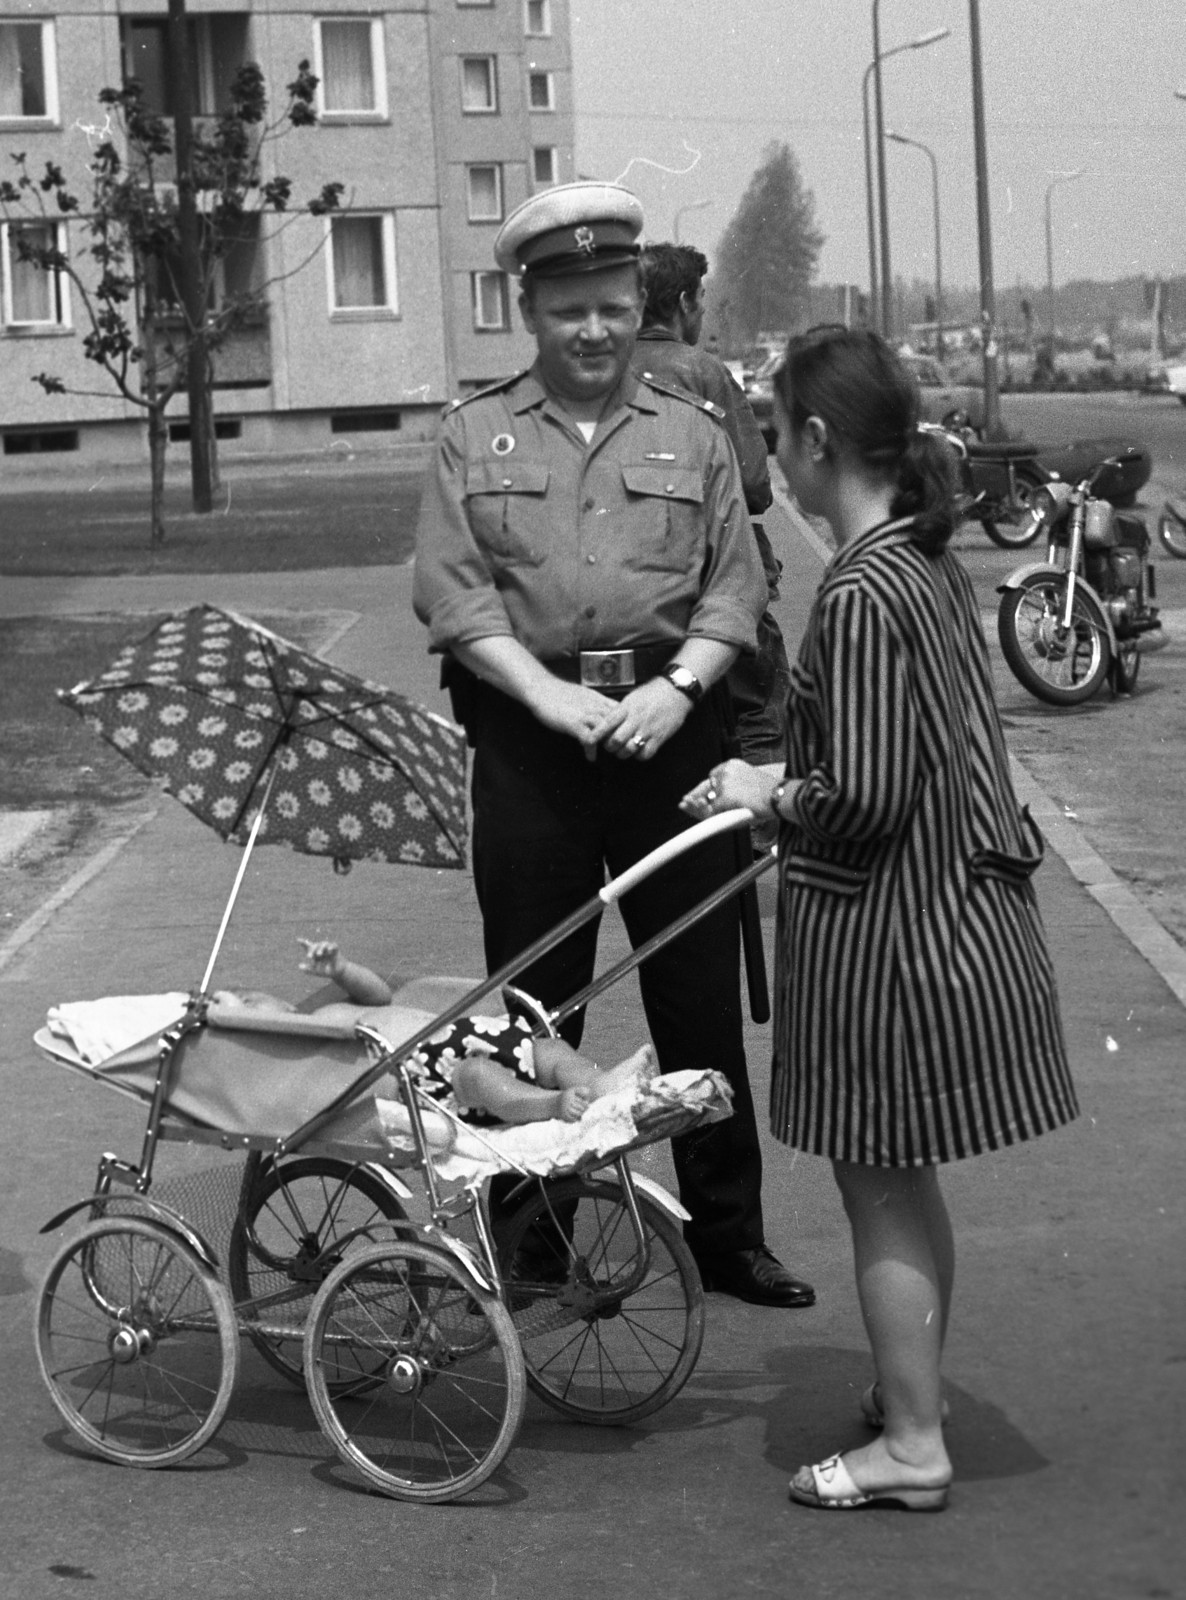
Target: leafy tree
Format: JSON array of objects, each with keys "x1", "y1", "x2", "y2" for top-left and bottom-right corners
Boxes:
[
  {"x1": 711, "y1": 142, "x2": 824, "y2": 347},
  {"x1": 0, "y1": 64, "x2": 342, "y2": 546}
]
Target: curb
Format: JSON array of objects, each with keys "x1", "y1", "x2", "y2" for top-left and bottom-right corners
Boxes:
[{"x1": 0, "y1": 808, "x2": 157, "y2": 978}]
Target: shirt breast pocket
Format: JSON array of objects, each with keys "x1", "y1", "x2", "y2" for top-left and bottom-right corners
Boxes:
[
  {"x1": 465, "y1": 461, "x2": 551, "y2": 567},
  {"x1": 620, "y1": 464, "x2": 705, "y2": 572}
]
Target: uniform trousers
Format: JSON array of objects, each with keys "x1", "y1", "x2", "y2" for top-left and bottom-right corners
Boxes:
[{"x1": 470, "y1": 681, "x2": 766, "y2": 1257}]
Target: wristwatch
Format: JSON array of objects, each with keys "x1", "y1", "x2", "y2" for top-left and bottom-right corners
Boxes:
[{"x1": 661, "y1": 663, "x2": 704, "y2": 704}]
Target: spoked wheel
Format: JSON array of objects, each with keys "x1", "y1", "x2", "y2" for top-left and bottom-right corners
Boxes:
[
  {"x1": 36, "y1": 1217, "x2": 238, "y2": 1468},
  {"x1": 497, "y1": 1176, "x2": 705, "y2": 1425},
  {"x1": 1110, "y1": 638, "x2": 1141, "y2": 696},
  {"x1": 227, "y1": 1155, "x2": 408, "y2": 1388},
  {"x1": 304, "y1": 1240, "x2": 525, "y2": 1503},
  {"x1": 1158, "y1": 502, "x2": 1186, "y2": 559},
  {"x1": 998, "y1": 575, "x2": 1112, "y2": 705},
  {"x1": 980, "y1": 468, "x2": 1045, "y2": 549}
]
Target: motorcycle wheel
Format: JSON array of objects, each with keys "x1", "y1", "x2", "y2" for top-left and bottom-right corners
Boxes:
[
  {"x1": 998, "y1": 575, "x2": 1112, "y2": 706},
  {"x1": 1110, "y1": 640, "x2": 1141, "y2": 696},
  {"x1": 980, "y1": 467, "x2": 1045, "y2": 549},
  {"x1": 1158, "y1": 503, "x2": 1186, "y2": 559}
]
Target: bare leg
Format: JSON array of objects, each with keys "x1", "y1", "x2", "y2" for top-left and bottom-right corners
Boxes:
[
  {"x1": 826, "y1": 1161, "x2": 952, "y2": 1491},
  {"x1": 533, "y1": 1040, "x2": 656, "y2": 1097}
]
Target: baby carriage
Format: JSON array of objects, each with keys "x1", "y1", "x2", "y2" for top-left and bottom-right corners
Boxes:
[
  {"x1": 34, "y1": 603, "x2": 774, "y2": 1501},
  {"x1": 33, "y1": 809, "x2": 771, "y2": 1504}
]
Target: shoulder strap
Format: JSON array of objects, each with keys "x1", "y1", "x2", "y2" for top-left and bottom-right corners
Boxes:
[
  {"x1": 636, "y1": 371, "x2": 726, "y2": 421},
  {"x1": 442, "y1": 371, "x2": 527, "y2": 416}
]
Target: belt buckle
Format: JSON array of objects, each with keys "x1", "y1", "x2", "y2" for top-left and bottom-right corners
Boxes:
[{"x1": 579, "y1": 648, "x2": 636, "y2": 690}]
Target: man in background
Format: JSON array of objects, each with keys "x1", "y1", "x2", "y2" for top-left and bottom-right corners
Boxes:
[{"x1": 631, "y1": 244, "x2": 792, "y2": 830}]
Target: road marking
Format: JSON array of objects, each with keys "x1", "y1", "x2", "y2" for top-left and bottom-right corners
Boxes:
[{"x1": 0, "y1": 812, "x2": 53, "y2": 866}]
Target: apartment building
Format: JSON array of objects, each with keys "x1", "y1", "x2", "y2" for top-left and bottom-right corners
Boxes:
[{"x1": 0, "y1": 0, "x2": 574, "y2": 469}]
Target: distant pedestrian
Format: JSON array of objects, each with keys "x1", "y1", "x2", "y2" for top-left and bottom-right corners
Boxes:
[{"x1": 683, "y1": 326, "x2": 1077, "y2": 1509}]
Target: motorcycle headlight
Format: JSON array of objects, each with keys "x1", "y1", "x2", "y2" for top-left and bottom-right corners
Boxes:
[{"x1": 1029, "y1": 486, "x2": 1059, "y2": 526}]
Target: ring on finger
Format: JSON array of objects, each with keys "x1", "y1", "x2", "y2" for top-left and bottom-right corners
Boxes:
[{"x1": 630, "y1": 734, "x2": 648, "y2": 750}]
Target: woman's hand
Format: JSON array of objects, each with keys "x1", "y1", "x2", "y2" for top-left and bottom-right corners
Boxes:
[{"x1": 681, "y1": 759, "x2": 788, "y2": 821}]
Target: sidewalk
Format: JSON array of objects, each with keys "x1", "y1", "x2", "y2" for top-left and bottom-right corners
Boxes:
[{"x1": 0, "y1": 506, "x2": 1182, "y2": 1599}]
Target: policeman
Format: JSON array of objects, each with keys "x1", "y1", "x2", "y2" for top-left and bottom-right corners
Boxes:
[{"x1": 413, "y1": 182, "x2": 814, "y2": 1307}]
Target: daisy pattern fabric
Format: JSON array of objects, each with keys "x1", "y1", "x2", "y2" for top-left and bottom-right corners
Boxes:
[
  {"x1": 59, "y1": 604, "x2": 467, "y2": 869},
  {"x1": 405, "y1": 1014, "x2": 537, "y2": 1126}
]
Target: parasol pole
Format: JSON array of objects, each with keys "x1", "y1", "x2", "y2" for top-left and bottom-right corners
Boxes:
[{"x1": 198, "y1": 758, "x2": 283, "y2": 995}]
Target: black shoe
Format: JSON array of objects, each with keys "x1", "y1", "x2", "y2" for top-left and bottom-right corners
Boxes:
[{"x1": 695, "y1": 1245, "x2": 815, "y2": 1308}]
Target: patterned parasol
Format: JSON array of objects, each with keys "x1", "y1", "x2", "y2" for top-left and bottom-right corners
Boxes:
[{"x1": 60, "y1": 604, "x2": 467, "y2": 870}]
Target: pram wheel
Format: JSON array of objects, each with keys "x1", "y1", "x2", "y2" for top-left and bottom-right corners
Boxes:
[
  {"x1": 36, "y1": 1216, "x2": 239, "y2": 1468},
  {"x1": 228, "y1": 1155, "x2": 408, "y2": 1389},
  {"x1": 304, "y1": 1239, "x2": 525, "y2": 1503},
  {"x1": 498, "y1": 1176, "x2": 705, "y2": 1425}
]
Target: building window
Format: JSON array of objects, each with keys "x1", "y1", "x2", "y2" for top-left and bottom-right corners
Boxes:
[
  {"x1": 0, "y1": 20, "x2": 58, "y2": 122},
  {"x1": 532, "y1": 146, "x2": 558, "y2": 188},
  {"x1": 466, "y1": 164, "x2": 503, "y2": 223},
  {"x1": 461, "y1": 56, "x2": 497, "y2": 114},
  {"x1": 527, "y1": 71, "x2": 554, "y2": 111},
  {"x1": 472, "y1": 271, "x2": 509, "y2": 331},
  {"x1": 1, "y1": 221, "x2": 69, "y2": 328},
  {"x1": 327, "y1": 214, "x2": 397, "y2": 315},
  {"x1": 524, "y1": 0, "x2": 552, "y2": 35},
  {"x1": 314, "y1": 18, "x2": 387, "y2": 118},
  {"x1": 456, "y1": 0, "x2": 493, "y2": 6}
]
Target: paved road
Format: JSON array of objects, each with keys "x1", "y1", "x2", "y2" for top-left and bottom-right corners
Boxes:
[{"x1": 0, "y1": 490, "x2": 1183, "y2": 1599}]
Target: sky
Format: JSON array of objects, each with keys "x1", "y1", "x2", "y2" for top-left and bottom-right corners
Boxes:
[{"x1": 570, "y1": 0, "x2": 1186, "y2": 294}]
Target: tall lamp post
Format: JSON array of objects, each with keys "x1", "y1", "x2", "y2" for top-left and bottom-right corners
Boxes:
[
  {"x1": 887, "y1": 130, "x2": 943, "y2": 358},
  {"x1": 866, "y1": 18, "x2": 949, "y2": 337},
  {"x1": 1044, "y1": 170, "x2": 1084, "y2": 341},
  {"x1": 673, "y1": 198, "x2": 710, "y2": 244},
  {"x1": 968, "y1": 0, "x2": 1002, "y2": 437}
]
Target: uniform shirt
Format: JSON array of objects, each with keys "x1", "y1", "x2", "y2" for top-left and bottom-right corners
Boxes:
[
  {"x1": 631, "y1": 328, "x2": 773, "y2": 516},
  {"x1": 413, "y1": 365, "x2": 766, "y2": 662}
]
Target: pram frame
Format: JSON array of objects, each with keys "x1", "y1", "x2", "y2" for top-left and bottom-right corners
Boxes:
[{"x1": 34, "y1": 811, "x2": 771, "y2": 1501}]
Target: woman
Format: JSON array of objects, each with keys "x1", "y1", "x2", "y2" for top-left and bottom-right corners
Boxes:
[{"x1": 682, "y1": 328, "x2": 1077, "y2": 1512}]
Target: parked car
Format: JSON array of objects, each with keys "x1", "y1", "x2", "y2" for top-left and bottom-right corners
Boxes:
[
  {"x1": 900, "y1": 353, "x2": 986, "y2": 430},
  {"x1": 743, "y1": 352, "x2": 781, "y2": 452},
  {"x1": 1147, "y1": 361, "x2": 1186, "y2": 405}
]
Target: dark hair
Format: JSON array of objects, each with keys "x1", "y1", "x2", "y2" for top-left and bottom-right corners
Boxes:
[
  {"x1": 638, "y1": 242, "x2": 708, "y2": 329},
  {"x1": 773, "y1": 326, "x2": 956, "y2": 553}
]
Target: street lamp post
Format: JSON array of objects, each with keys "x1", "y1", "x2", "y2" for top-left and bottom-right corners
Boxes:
[
  {"x1": 968, "y1": 0, "x2": 1001, "y2": 437},
  {"x1": 673, "y1": 198, "x2": 710, "y2": 244},
  {"x1": 1044, "y1": 171, "x2": 1084, "y2": 341},
  {"x1": 887, "y1": 130, "x2": 943, "y2": 358},
  {"x1": 864, "y1": 21, "x2": 949, "y2": 337}
]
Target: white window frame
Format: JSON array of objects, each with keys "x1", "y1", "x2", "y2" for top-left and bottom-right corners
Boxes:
[
  {"x1": 325, "y1": 212, "x2": 398, "y2": 319},
  {"x1": 471, "y1": 270, "x2": 509, "y2": 332},
  {"x1": 527, "y1": 70, "x2": 554, "y2": 112},
  {"x1": 312, "y1": 17, "x2": 388, "y2": 121},
  {"x1": 466, "y1": 164, "x2": 504, "y2": 223},
  {"x1": 1, "y1": 219, "x2": 70, "y2": 329},
  {"x1": 460, "y1": 55, "x2": 498, "y2": 115},
  {"x1": 0, "y1": 18, "x2": 59, "y2": 125},
  {"x1": 532, "y1": 146, "x2": 558, "y2": 189},
  {"x1": 456, "y1": 0, "x2": 494, "y2": 7},
  {"x1": 524, "y1": 0, "x2": 552, "y2": 36}
]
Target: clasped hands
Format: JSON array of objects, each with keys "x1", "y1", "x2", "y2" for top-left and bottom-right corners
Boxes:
[
  {"x1": 680, "y1": 758, "x2": 798, "y2": 821},
  {"x1": 532, "y1": 674, "x2": 692, "y2": 762}
]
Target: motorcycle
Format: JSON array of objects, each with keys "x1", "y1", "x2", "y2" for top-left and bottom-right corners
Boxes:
[
  {"x1": 996, "y1": 456, "x2": 1163, "y2": 705},
  {"x1": 930, "y1": 414, "x2": 1153, "y2": 550}
]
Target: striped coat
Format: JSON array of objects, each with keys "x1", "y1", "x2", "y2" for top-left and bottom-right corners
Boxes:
[{"x1": 771, "y1": 518, "x2": 1077, "y2": 1166}]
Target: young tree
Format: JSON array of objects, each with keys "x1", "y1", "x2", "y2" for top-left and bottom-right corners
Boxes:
[
  {"x1": 712, "y1": 142, "x2": 824, "y2": 346},
  {"x1": 0, "y1": 64, "x2": 342, "y2": 546}
]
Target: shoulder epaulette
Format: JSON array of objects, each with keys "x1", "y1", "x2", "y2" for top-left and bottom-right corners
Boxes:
[
  {"x1": 442, "y1": 371, "x2": 527, "y2": 416},
  {"x1": 637, "y1": 371, "x2": 726, "y2": 421}
]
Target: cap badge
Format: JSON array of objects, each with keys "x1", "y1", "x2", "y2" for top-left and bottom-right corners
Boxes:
[
  {"x1": 573, "y1": 226, "x2": 596, "y2": 256},
  {"x1": 491, "y1": 433, "x2": 516, "y2": 456}
]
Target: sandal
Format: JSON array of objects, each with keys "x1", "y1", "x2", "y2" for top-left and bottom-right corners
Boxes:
[
  {"x1": 860, "y1": 1382, "x2": 949, "y2": 1429},
  {"x1": 788, "y1": 1453, "x2": 949, "y2": 1513}
]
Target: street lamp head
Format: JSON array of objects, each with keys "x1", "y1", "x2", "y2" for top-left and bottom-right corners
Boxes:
[
  {"x1": 1175, "y1": 89, "x2": 1186, "y2": 102},
  {"x1": 911, "y1": 27, "x2": 950, "y2": 48}
]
